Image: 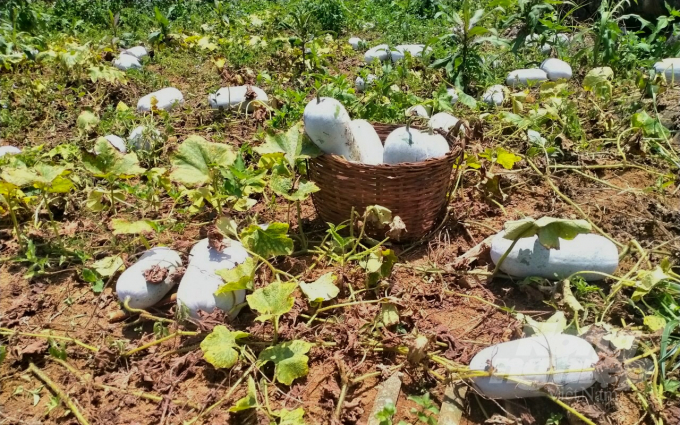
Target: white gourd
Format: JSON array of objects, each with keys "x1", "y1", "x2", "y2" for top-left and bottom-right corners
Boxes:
[
  {"x1": 349, "y1": 119, "x2": 384, "y2": 165},
  {"x1": 124, "y1": 46, "x2": 148, "y2": 59},
  {"x1": 506, "y1": 69, "x2": 548, "y2": 87},
  {"x1": 482, "y1": 85, "x2": 505, "y2": 106},
  {"x1": 364, "y1": 44, "x2": 391, "y2": 63},
  {"x1": 348, "y1": 37, "x2": 364, "y2": 50},
  {"x1": 429, "y1": 112, "x2": 460, "y2": 133},
  {"x1": 654, "y1": 58, "x2": 680, "y2": 84},
  {"x1": 128, "y1": 126, "x2": 161, "y2": 151},
  {"x1": 540, "y1": 58, "x2": 572, "y2": 81},
  {"x1": 469, "y1": 334, "x2": 599, "y2": 399},
  {"x1": 176, "y1": 238, "x2": 249, "y2": 318},
  {"x1": 115, "y1": 247, "x2": 182, "y2": 309},
  {"x1": 137, "y1": 87, "x2": 184, "y2": 112},
  {"x1": 303, "y1": 97, "x2": 361, "y2": 161},
  {"x1": 113, "y1": 53, "x2": 142, "y2": 71},
  {"x1": 406, "y1": 105, "x2": 429, "y2": 118},
  {"x1": 391, "y1": 44, "x2": 431, "y2": 63},
  {"x1": 490, "y1": 231, "x2": 619, "y2": 281},
  {"x1": 103, "y1": 135, "x2": 127, "y2": 153},
  {"x1": 0, "y1": 146, "x2": 21, "y2": 157},
  {"x1": 209, "y1": 86, "x2": 269, "y2": 112},
  {"x1": 383, "y1": 127, "x2": 426, "y2": 164},
  {"x1": 420, "y1": 131, "x2": 449, "y2": 159},
  {"x1": 446, "y1": 88, "x2": 459, "y2": 105}
]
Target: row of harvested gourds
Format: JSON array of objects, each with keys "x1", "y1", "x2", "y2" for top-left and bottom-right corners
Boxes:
[{"x1": 303, "y1": 97, "x2": 453, "y2": 165}]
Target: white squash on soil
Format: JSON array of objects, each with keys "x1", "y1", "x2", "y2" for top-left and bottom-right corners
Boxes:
[
  {"x1": 541, "y1": 58, "x2": 572, "y2": 81},
  {"x1": 137, "y1": 87, "x2": 184, "y2": 112},
  {"x1": 0, "y1": 145, "x2": 21, "y2": 157},
  {"x1": 349, "y1": 119, "x2": 384, "y2": 165},
  {"x1": 303, "y1": 97, "x2": 361, "y2": 161},
  {"x1": 364, "y1": 44, "x2": 391, "y2": 63},
  {"x1": 355, "y1": 74, "x2": 376, "y2": 92},
  {"x1": 469, "y1": 334, "x2": 599, "y2": 399},
  {"x1": 124, "y1": 46, "x2": 148, "y2": 59},
  {"x1": 654, "y1": 58, "x2": 680, "y2": 84},
  {"x1": 490, "y1": 231, "x2": 619, "y2": 281},
  {"x1": 506, "y1": 69, "x2": 548, "y2": 87},
  {"x1": 113, "y1": 53, "x2": 142, "y2": 71},
  {"x1": 128, "y1": 125, "x2": 161, "y2": 151},
  {"x1": 104, "y1": 135, "x2": 127, "y2": 153},
  {"x1": 429, "y1": 112, "x2": 460, "y2": 134},
  {"x1": 446, "y1": 87, "x2": 459, "y2": 105},
  {"x1": 406, "y1": 105, "x2": 430, "y2": 118},
  {"x1": 209, "y1": 85, "x2": 269, "y2": 112},
  {"x1": 176, "y1": 238, "x2": 249, "y2": 318},
  {"x1": 482, "y1": 84, "x2": 505, "y2": 106},
  {"x1": 349, "y1": 37, "x2": 365, "y2": 50},
  {"x1": 115, "y1": 247, "x2": 182, "y2": 309},
  {"x1": 391, "y1": 44, "x2": 431, "y2": 63}
]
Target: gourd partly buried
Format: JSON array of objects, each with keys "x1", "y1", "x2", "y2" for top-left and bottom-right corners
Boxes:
[
  {"x1": 490, "y1": 231, "x2": 619, "y2": 281},
  {"x1": 176, "y1": 238, "x2": 249, "y2": 318},
  {"x1": 506, "y1": 69, "x2": 548, "y2": 87},
  {"x1": 137, "y1": 87, "x2": 184, "y2": 112},
  {"x1": 209, "y1": 85, "x2": 268, "y2": 112},
  {"x1": 469, "y1": 334, "x2": 599, "y2": 399},
  {"x1": 115, "y1": 247, "x2": 182, "y2": 309}
]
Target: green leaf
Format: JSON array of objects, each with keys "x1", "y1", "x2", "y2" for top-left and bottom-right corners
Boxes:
[
  {"x1": 365, "y1": 205, "x2": 393, "y2": 227},
  {"x1": 258, "y1": 340, "x2": 312, "y2": 385},
  {"x1": 240, "y1": 223, "x2": 294, "y2": 258},
  {"x1": 299, "y1": 273, "x2": 338, "y2": 304},
  {"x1": 457, "y1": 91, "x2": 478, "y2": 109},
  {"x1": 81, "y1": 268, "x2": 105, "y2": 293},
  {"x1": 47, "y1": 143, "x2": 80, "y2": 160},
  {"x1": 91, "y1": 255, "x2": 125, "y2": 277},
  {"x1": 247, "y1": 281, "x2": 297, "y2": 323},
  {"x1": 255, "y1": 123, "x2": 320, "y2": 169},
  {"x1": 495, "y1": 147, "x2": 522, "y2": 170},
  {"x1": 583, "y1": 67, "x2": 613, "y2": 97},
  {"x1": 533, "y1": 217, "x2": 592, "y2": 249},
  {"x1": 89, "y1": 65, "x2": 127, "y2": 84},
  {"x1": 644, "y1": 315, "x2": 667, "y2": 332},
  {"x1": 0, "y1": 345, "x2": 6, "y2": 364},
  {"x1": 602, "y1": 325, "x2": 635, "y2": 350},
  {"x1": 278, "y1": 407, "x2": 307, "y2": 425},
  {"x1": 83, "y1": 138, "x2": 145, "y2": 179},
  {"x1": 380, "y1": 303, "x2": 400, "y2": 327},
  {"x1": 283, "y1": 180, "x2": 319, "y2": 202},
  {"x1": 200, "y1": 326, "x2": 249, "y2": 369},
  {"x1": 503, "y1": 218, "x2": 538, "y2": 240},
  {"x1": 632, "y1": 266, "x2": 670, "y2": 301},
  {"x1": 215, "y1": 257, "x2": 257, "y2": 294},
  {"x1": 1, "y1": 163, "x2": 70, "y2": 189},
  {"x1": 228, "y1": 376, "x2": 257, "y2": 412},
  {"x1": 362, "y1": 249, "x2": 398, "y2": 288},
  {"x1": 111, "y1": 218, "x2": 156, "y2": 235},
  {"x1": 519, "y1": 311, "x2": 567, "y2": 336},
  {"x1": 169, "y1": 135, "x2": 236, "y2": 186},
  {"x1": 77, "y1": 110, "x2": 100, "y2": 133},
  {"x1": 216, "y1": 215, "x2": 239, "y2": 239}
]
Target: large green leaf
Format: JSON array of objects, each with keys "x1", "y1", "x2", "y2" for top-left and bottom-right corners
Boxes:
[
  {"x1": 503, "y1": 217, "x2": 592, "y2": 249},
  {"x1": 111, "y1": 219, "x2": 156, "y2": 235},
  {"x1": 247, "y1": 281, "x2": 297, "y2": 323},
  {"x1": 77, "y1": 110, "x2": 99, "y2": 134},
  {"x1": 258, "y1": 340, "x2": 312, "y2": 385},
  {"x1": 278, "y1": 408, "x2": 307, "y2": 425},
  {"x1": 534, "y1": 217, "x2": 591, "y2": 249},
  {"x1": 82, "y1": 138, "x2": 145, "y2": 179},
  {"x1": 215, "y1": 257, "x2": 257, "y2": 294},
  {"x1": 254, "y1": 123, "x2": 321, "y2": 168},
  {"x1": 169, "y1": 135, "x2": 236, "y2": 186},
  {"x1": 200, "y1": 326, "x2": 249, "y2": 369},
  {"x1": 632, "y1": 266, "x2": 669, "y2": 301},
  {"x1": 228, "y1": 376, "x2": 257, "y2": 412},
  {"x1": 299, "y1": 273, "x2": 338, "y2": 304},
  {"x1": 240, "y1": 223, "x2": 294, "y2": 258},
  {"x1": 1, "y1": 163, "x2": 71, "y2": 189}
]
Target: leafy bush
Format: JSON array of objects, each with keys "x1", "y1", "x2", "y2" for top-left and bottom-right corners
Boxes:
[{"x1": 302, "y1": 0, "x2": 347, "y2": 34}]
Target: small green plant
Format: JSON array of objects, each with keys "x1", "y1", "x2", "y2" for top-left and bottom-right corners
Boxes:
[{"x1": 408, "y1": 392, "x2": 439, "y2": 425}]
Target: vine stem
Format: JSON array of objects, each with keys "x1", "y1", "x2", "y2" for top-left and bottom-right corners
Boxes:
[
  {"x1": 28, "y1": 362, "x2": 90, "y2": 425},
  {"x1": 123, "y1": 297, "x2": 176, "y2": 324},
  {"x1": 315, "y1": 299, "x2": 386, "y2": 314},
  {"x1": 186, "y1": 362, "x2": 257, "y2": 424},
  {"x1": 0, "y1": 328, "x2": 98, "y2": 352},
  {"x1": 52, "y1": 358, "x2": 200, "y2": 410},
  {"x1": 123, "y1": 330, "x2": 199, "y2": 357}
]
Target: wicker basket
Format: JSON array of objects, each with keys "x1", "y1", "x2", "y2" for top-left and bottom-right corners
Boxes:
[{"x1": 308, "y1": 123, "x2": 465, "y2": 242}]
